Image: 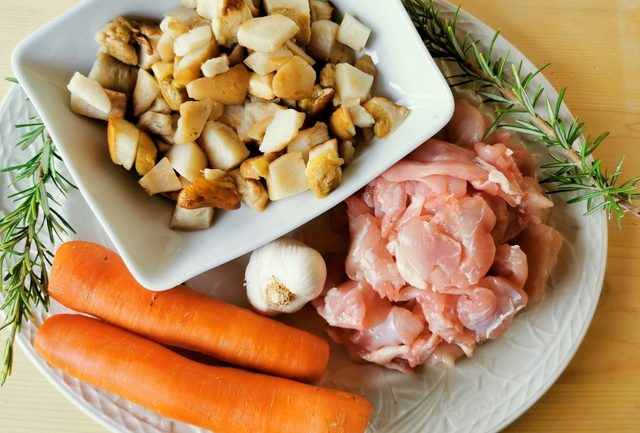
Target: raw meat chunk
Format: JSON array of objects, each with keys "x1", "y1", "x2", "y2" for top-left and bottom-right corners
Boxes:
[
  {"x1": 514, "y1": 223, "x2": 563, "y2": 301},
  {"x1": 315, "y1": 98, "x2": 562, "y2": 372}
]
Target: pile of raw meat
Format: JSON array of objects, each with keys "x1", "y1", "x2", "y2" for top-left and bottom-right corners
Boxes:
[{"x1": 314, "y1": 99, "x2": 563, "y2": 372}]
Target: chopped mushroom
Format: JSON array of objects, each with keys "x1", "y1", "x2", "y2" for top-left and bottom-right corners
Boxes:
[
  {"x1": 219, "y1": 101, "x2": 285, "y2": 142},
  {"x1": 305, "y1": 139, "x2": 344, "y2": 198},
  {"x1": 272, "y1": 56, "x2": 317, "y2": 100},
  {"x1": 174, "y1": 100, "x2": 213, "y2": 144},
  {"x1": 229, "y1": 169, "x2": 269, "y2": 211},
  {"x1": 248, "y1": 72, "x2": 276, "y2": 100},
  {"x1": 177, "y1": 170, "x2": 242, "y2": 210},
  {"x1": 137, "y1": 112, "x2": 176, "y2": 136},
  {"x1": 237, "y1": 15, "x2": 299, "y2": 52},
  {"x1": 158, "y1": 79, "x2": 188, "y2": 111},
  {"x1": 136, "y1": 28, "x2": 159, "y2": 51},
  {"x1": 266, "y1": 151, "x2": 309, "y2": 200},
  {"x1": 147, "y1": 96, "x2": 173, "y2": 114},
  {"x1": 247, "y1": 116, "x2": 274, "y2": 141},
  {"x1": 227, "y1": 44, "x2": 247, "y2": 66},
  {"x1": 96, "y1": 17, "x2": 139, "y2": 66},
  {"x1": 138, "y1": 22, "x2": 163, "y2": 38},
  {"x1": 199, "y1": 120, "x2": 250, "y2": 171},
  {"x1": 319, "y1": 63, "x2": 336, "y2": 88},
  {"x1": 355, "y1": 55, "x2": 377, "y2": 77},
  {"x1": 264, "y1": 0, "x2": 312, "y2": 46},
  {"x1": 166, "y1": 142, "x2": 209, "y2": 182},
  {"x1": 152, "y1": 62, "x2": 187, "y2": 110},
  {"x1": 135, "y1": 132, "x2": 158, "y2": 176},
  {"x1": 284, "y1": 40, "x2": 316, "y2": 66},
  {"x1": 160, "y1": 16, "x2": 190, "y2": 39},
  {"x1": 67, "y1": 72, "x2": 112, "y2": 115},
  {"x1": 89, "y1": 52, "x2": 138, "y2": 94},
  {"x1": 287, "y1": 121, "x2": 330, "y2": 162},
  {"x1": 170, "y1": 206, "x2": 214, "y2": 231},
  {"x1": 335, "y1": 63, "x2": 373, "y2": 107},
  {"x1": 157, "y1": 32, "x2": 176, "y2": 62},
  {"x1": 364, "y1": 96, "x2": 410, "y2": 138},
  {"x1": 310, "y1": 0, "x2": 334, "y2": 22},
  {"x1": 260, "y1": 109, "x2": 306, "y2": 153},
  {"x1": 207, "y1": 0, "x2": 254, "y2": 47},
  {"x1": 339, "y1": 139, "x2": 356, "y2": 165},
  {"x1": 133, "y1": 69, "x2": 161, "y2": 117},
  {"x1": 240, "y1": 153, "x2": 279, "y2": 180},
  {"x1": 138, "y1": 157, "x2": 183, "y2": 195},
  {"x1": 186, "y1": 64, "x2": 250, "y2": 105},
  {"x1": 107, "y1": 115, "x2": 140, "y2": 170},
  {"x1": 307, "y1": 20, "x2": 338, "y2": 62},
  {"x1": 173, "y1": 25, "x2": 213, "y2": 56},
  {"x1": 336, "y1": 13, "x2": 371, "y2": 51},
  {"x1": 329, "y1": 106, "x2": 356, "y2": 139},
  {"x1": 71, "y1": 1, "x2": 410, "y2": 231},
  {"x1": 137, "y1": 32, "x2": 162, "y2": 70},
  {"x1": 202, "y1": 54, "x2": 230, "y2": 77},
  {"x1": 164, "y1": 7, "x2": 203, "y2": 27},
  {"x1": 70, "y1": 89, "x2": 127, "y2": 121},
  {"x1": 348, "y1": 105, "x2": 375, "y2": 128},
  {"x1": 308, "y1": 20, "x2": 354, "y2": 64},
  {"x1": 298, "y1": 85, "x2": 335, "y2": 116},
  {"x1": 174, "y1": 41, "x2": 220, "y2": 87},
  {"x1": 244, "y1": 48, "x2": 293, "y2": 76}
]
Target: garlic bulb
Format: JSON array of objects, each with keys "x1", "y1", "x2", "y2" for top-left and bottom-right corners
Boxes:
[{"x1": 245, "y1": 237, "x2": 327, "y2": 315}]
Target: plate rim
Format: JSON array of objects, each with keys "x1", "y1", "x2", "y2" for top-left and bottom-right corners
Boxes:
[{"x1": 3, "y1": 0, "x2": 609, "y2": 430}]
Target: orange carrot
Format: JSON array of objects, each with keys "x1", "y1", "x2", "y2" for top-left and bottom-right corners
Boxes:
[
  {"x1": 48, "y1": 240, "x2": 329, "y2": 382},
  {"x1": 35, "y1": 314, "x2": 372, "y2": 433}
]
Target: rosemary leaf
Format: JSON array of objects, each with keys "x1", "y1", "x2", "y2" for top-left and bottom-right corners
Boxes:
[{"x1": 0, "y1": 83, "x2": 76, "y2": 384}]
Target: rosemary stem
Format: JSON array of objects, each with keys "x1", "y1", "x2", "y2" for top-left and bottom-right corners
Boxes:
[
  {"x1": 618, "y1": 199, "x2": 640, "y2": 217},
  {"x1": 1, "y1": 323, "x2": 17, "y2": 381},
  {"x1": 460, "y1": 51, "x2": 640, "y2": 219},
  {"x1": 403, "y1": 0, "x2": 640, "y2": 221},
  {"x1": 505, "y1": 85, "x2": 640, "y2": 218},
  {"x1": 499, "y1": 85, "x2": 588, "y2": 167},
  {"x1": 0, "y1": 82, "x2": 76, "y2": 383}
]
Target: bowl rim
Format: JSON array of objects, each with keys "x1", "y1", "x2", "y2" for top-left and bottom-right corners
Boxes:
[{"x1": 11, "y1": 0, "x2": 455, "y2": 291}]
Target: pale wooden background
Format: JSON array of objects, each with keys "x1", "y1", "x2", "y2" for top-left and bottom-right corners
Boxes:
[{"x1": 1, "y1": 1, "x2": 639, "y2": 432}]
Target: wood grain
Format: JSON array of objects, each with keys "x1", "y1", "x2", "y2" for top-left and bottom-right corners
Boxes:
[{"x1": 1, "y1": 1, "x2": 639, "y2": 432}]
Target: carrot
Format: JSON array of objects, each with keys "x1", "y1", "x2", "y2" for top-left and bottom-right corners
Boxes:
[
  {"x1": 48, "y1": 240, "x2": 329, "y2": 382},
  {"x1": 35, "y1": 314, "x2": 372, "y2": 433}
]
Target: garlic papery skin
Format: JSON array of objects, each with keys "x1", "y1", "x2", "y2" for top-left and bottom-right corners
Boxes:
[{"x1": 245, "y1": 237, "x2": 327, "y2": 315}]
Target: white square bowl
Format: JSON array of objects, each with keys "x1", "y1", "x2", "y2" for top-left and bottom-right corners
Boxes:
[{"x1": 12, "y1": 0, "x2": 454, "y2": 291}]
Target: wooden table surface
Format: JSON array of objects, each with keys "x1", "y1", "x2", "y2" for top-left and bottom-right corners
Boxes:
[{"x1": 1, "y1": 1, "x2": 639, "y2": 432}]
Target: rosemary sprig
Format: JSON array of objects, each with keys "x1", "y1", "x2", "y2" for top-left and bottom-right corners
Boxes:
[
  {"x1": 0, "y1": 81, "x2": 76, "y2": 384},
  {"x1": 402, "y1": 0, "x2": 640, "y2": 223}
]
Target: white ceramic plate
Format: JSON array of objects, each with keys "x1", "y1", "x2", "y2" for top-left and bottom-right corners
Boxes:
[
  {"x1": 11, "y1": 0, "x2": 454, "y2": 291},
  {"x1": 2, "y1": 2, "x2": 606, "y2": 433}
]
